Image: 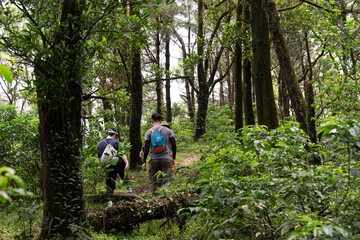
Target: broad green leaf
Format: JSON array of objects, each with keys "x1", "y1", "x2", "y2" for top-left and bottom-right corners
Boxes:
[
  {"x1": 0, "y1": 176, "x2": 8, "y2": 188},
  {"x1": 0, "y1": 65, "x2": 13, "y2": 84},
  {"x1": 322, "y1": 225, "x2": 333, "y2": 236},
  {"x1": 281, "y1": 224, "x2": 291, "y2": 235},
  {"x1": 333, "y1": 226, "x2": 348, "y2": 237},
  {"x1": 349, "y1": 126, "x2": 359, "y2": 137},
  {"x1": 0, "y1": 190, "x2": 11, "y2": 203}
]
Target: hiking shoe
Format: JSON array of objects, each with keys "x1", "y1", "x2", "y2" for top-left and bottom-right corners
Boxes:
[{"x1": 126, "y1": 187, "x2": 132, "y2": 193}]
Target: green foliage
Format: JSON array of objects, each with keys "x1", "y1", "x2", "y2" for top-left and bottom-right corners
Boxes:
[
  {"x1": 184, "y1": 119, "x2": 360, "y2": 239},
  {"x1": 204, "y1": 103, "x2": 234, "y2": 141},
  {"x1": 0, "y1": 64, "x2": 13, "y2": 84},
  {"x1": 0, "y1": 167, "x2": 33, "y2": 204},
  {"x1": 0, "y1": 106, "x2": 41, "y2": 195}
]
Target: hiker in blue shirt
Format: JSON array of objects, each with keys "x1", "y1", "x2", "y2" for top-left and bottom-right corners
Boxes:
[
  {"x1": 97, "y1": 128, "x2": 130, "y2": 207},
  {"x1": 140, "y1": 113, "x2": 177, "y2": 192}
]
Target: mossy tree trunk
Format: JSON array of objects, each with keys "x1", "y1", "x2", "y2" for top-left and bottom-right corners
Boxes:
[
  {"x1": 195, "y1": 0, "x2": 207, "y2": 140},
  {"x1": 243, "y1": 2, "x2": 255, "y2": 126},
  {"x1": 35, "y1": 0, "x2": 86, "y2": 238},
  {"x1": 251, "y1": 0, "x2": 279, "y2": 130}
]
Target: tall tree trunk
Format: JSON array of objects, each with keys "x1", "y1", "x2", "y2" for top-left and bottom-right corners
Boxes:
[
  {"x1": 262, "y1": 0, "x2": 308, "y2": 133},
  {"x1": 165, "y1": 27, "x2": 172, "y2": 123},
  {"x1": 251, "y1": 0, "x2": 279, "y2": 129},
  {"x1": 129, "y1": 5, "x2": 143, "y2": 170},
  {"x1": 155, "y1": 28, "x2": 163, "y2": 114},
  {"x1": 37, "y1": 0, "x2": 85, "y2": 238},
  {"x1": 305, "y1": 32, "x2": 317, "y2": 143},
  {"x1": 219, "y1": 79, "x2": 225, "y2": 106},
  {"x1": 187, "y1": 10, "x2": 195, "y2": 123},
  {"x1": 218, "y1": 66, "x2": 225, "y2": 106},
  {"x1": 226, "y1": 51, "x2": 234, "y2": 120},
  {"x1": 234, "y1": 0, "x2": 243, "y2": 132},
  {"x1": 278, "y1": 67, "x2": 290, "y2": 122},
  {"x1": 243, "y1": 2, "x2": 255, "y2": 126},
  {"x1": 195, "y1": 0, "x2": 208, "y2": 140}
]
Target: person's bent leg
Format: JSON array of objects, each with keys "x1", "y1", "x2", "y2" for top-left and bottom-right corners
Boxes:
[{"x1": 160, "y1": 158, "x2": 174, "y2": 188}]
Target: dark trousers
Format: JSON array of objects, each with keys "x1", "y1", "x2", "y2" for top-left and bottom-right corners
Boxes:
[
  {"x1": 148, "y1": 158, "x2": 173, "y2": 192},
  {"x1": 105, "y1": 158, "x2": 125, "y2": 201}
]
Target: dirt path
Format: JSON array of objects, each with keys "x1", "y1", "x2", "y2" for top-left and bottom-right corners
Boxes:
[
  {"x1": 131, "y1": 154, "x2": 197, "y2": 196},
  {"x1": 178, "y1": 154, "x2": 197, "y2": 167}
]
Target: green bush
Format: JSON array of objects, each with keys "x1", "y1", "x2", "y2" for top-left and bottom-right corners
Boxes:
[
  {"x1": 0, "y1": 106, "x2": 41, "y2": 195},
  {"x1": 184, "y1": 120, "x2": 360, "y2": 239}
]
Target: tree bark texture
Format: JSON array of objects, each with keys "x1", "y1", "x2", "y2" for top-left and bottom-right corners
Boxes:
[
  {"x1": 87, "y1": 194, "x2": 197, "y2": 232},
  {"x1": 234, "y1": 0, "x2": 243, "y2": 132},
  {"x1": 226, "y1": 51, "x2": 234, "y2": 120},
  {"x1": 165, "y1": 27, "x2": 172, "y2": 123},
  {"x1": 155, "y1": 29, "x2": 163, "y2": 114},
  {"x1": 278, "y1": 67, "x2": 290, "y2": 122},
  {"x1": 36, "y1": 0, "x2": 86, "y2": 238},
  {"x1": 195, "y1": 0, "x2": 208, "y2": 140},
  {"x1": 243, "y1": 2, "x2": 255, "y2": 126},
  {"x1": 261, "y1": 0, "x2": 308, "y2": 133},
  {"x1": 251, "y1": 0, "x2": 279, "y2": 130},
  {"x1": 305, "y1": 33, "x2": 317, "y2": 143},
  {"x1": 129, "y1": 49, "x2": 143, "y2": 169}
]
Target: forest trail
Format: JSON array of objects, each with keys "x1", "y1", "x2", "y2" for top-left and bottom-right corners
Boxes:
[{"x1": 126, "y1": 153, "x2": 198, "y2": 196}]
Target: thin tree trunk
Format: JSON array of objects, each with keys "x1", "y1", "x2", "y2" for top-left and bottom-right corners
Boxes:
[
  {"x1": 37, "y1": 0, "x2": 85, "y2": 238},
  {"x1": 278, "y1": 67, "x2": 290, "y2": 122},
  {"x1": 165, "y1": 27, "x2": 172, "y2": 123},
  {"x1": 262, "y1": 0, "x2": 308, "y2": 133},
  {"x1": 195, "y1": 0, "x2": 209, "y2": 140},
  {"x1": 251, "y1": 0, "x2": 279, "y2": 129},
  {"x1": 226, "y1": 50, "x2": 233, "y2": 119},
  {"x1": 155, "y1": 28, "x2": 163, "y2": 114},
  {"x1": 218, "y1": 67, "x2": 225, "y2": 106},
  {"x1": 305, "y1": 32, "x2": 317, "y2": 143},
  {"x1": 243, "y1": 2, "x2": 255, "y2": 126},
  {"x1": 234, "y1": 0, "x2": 243, "y2": 132}
]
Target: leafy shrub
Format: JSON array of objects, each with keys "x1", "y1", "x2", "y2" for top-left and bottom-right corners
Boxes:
[
  {"x1": 185, "y1": 120, "x2": 360, "y2": 239},
  {"x1": 0, "y1": 106, "x2": 41, "y2": 195}
]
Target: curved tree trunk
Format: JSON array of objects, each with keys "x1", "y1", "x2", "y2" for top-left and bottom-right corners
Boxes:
[{"x1": 251, "y1": 0, "x2": 279, "y2": 130}]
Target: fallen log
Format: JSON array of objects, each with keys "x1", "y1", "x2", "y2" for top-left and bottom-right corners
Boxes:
[{"x1": 86, "y1": 193, "x2": 198, "y2": 232}]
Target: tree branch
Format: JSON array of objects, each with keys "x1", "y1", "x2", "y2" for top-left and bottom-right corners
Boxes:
[
  {"x1": 210, "y1": 55, "x2": 234, "y2": 94},
  {"x1": 300, "y1": 0, "x2": 334, "y2": 13},
  {"x1": 10, "y1": 0, "x2": 52, "y2": 48},
  {"x1": 83, "y1": 1, "x2": 119, "y2": 42},
  {"x1": 278, "y1": 2, "x2": 303, "y2": 12}
]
